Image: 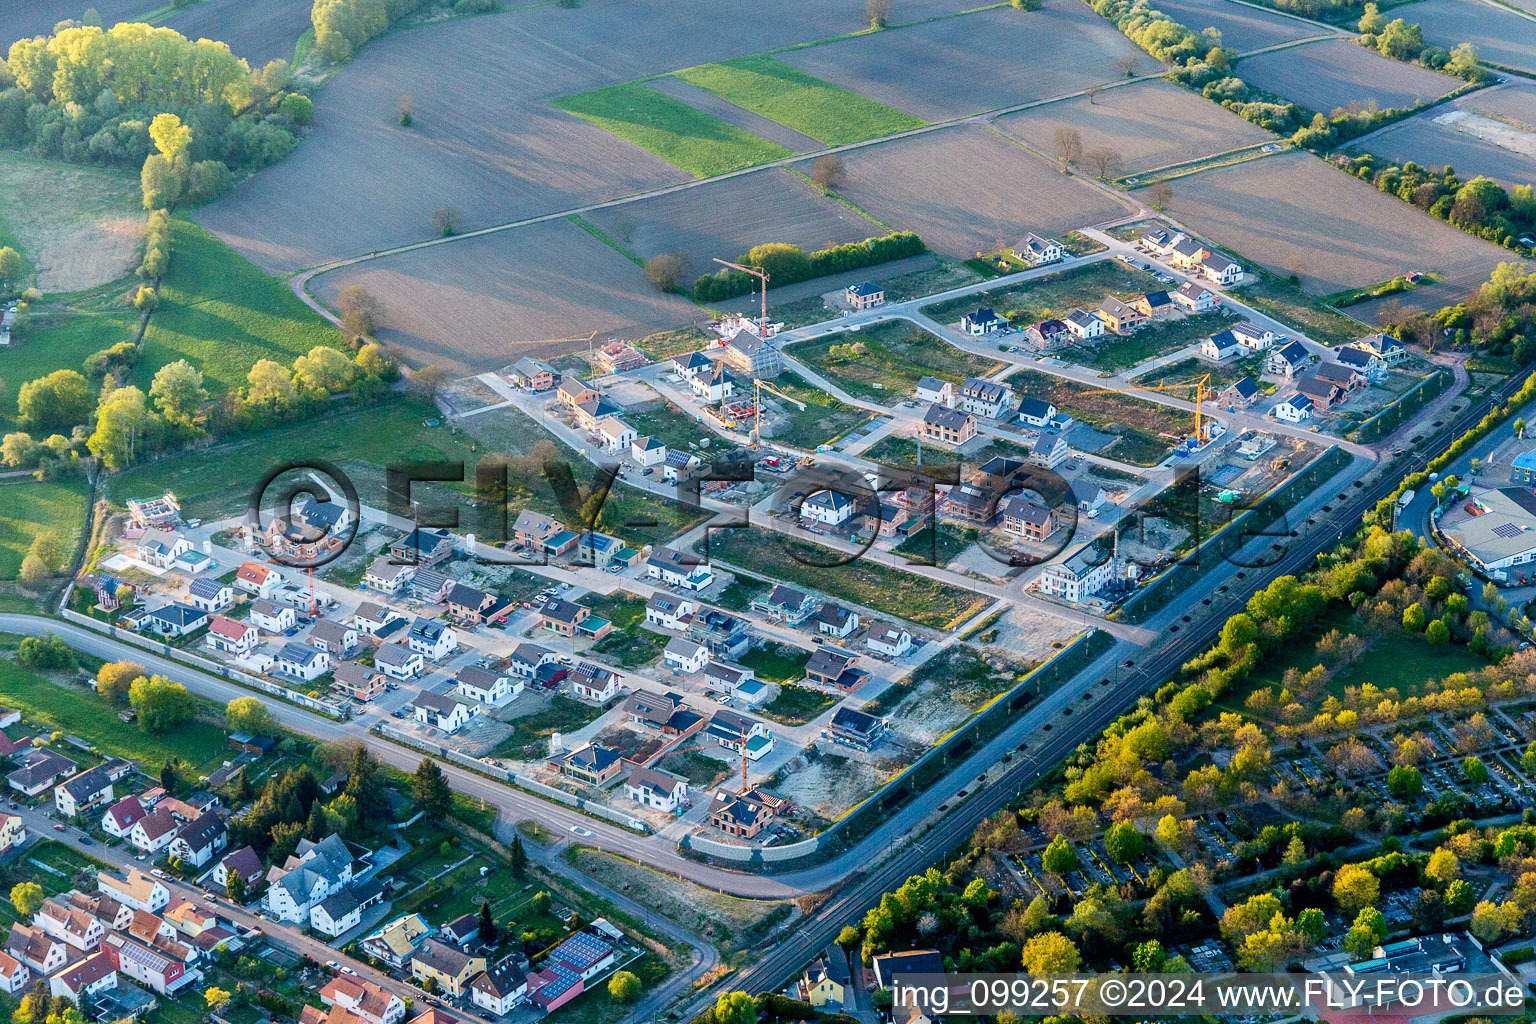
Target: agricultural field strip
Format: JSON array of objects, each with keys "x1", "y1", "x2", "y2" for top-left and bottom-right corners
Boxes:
[{"x1": 295, "y1": 28, "x2": 1339, "y2": 316}]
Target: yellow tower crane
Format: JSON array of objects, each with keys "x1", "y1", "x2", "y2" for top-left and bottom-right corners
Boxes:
[
  {"x1": 751, "y1": 377, "x2": 805, "y2": 448},
  {"x1": 1084, "y1": 373, "x2": 1215, "y2": 445}
]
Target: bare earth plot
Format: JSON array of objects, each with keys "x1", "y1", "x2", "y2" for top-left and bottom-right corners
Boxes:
[
  {"x1": 160, "y1": 0, "x2": 313, "y2": 68},
  {"x1": 1402, "y1": 0, "x2": 1536, "y2": 73},
  {"x1": 1151, "y1": 150, "x2": 1513, "y2": 316},
  {"x1": 1127, "y1": 0, "x2": 1322, "y2": 49},
  {"x1": 1235, "y1": 38, "x2": 1462, "y2": 114},
  {"x1": 817, "y1": 125, "x2": 1128, "y2": 257},
  {"x1": 645, "y1": 77, "x2": 823, "y2": 153},
  {"x1": 0, "y1": 152, "x2": 145, "y2": 293},
  {"x1": 584, "y1": 168, "x2": 880, "y2": 281},
  {"x1": 0, "y1": 0, "x2": 143, "y2": 48},
  {"x1": 201, "y1": 0, "x2": 978, "y2": 272},
  {"x1": 309, "y1": 219, "x2": 696, "y2": 374},
  {"x1": 776, "y1": 0, "x2": 1144, "y2": 121},
  {"x1": 997, "y1": 78, "x2": 1273, "y2": 176},
  {"x1": 1349, "y1": 90, "x2": 1536, "y2": 190}
]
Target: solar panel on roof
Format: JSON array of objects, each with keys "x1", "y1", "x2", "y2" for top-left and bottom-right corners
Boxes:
[{"x1": 1492, "y1": 522, "x2": 1523, "y2": 539}]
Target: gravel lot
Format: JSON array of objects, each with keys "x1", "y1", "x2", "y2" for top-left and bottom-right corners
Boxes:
[
  {"x1": 161, "y1": 0, "x2": 312, "y2": 67},
  {"x1": 584, "y1": 167, "x2": 882, "y2": 280},
  {"x1": 998, "y1": 78, "x2": 1274, "y2": 175},
  {"x1": 1235, "y1": 38, "x2": 1462, "y2": 114},
  {"x1": 776, "y1": 0, "x2": 1144, "y2": 121},
  {"x1": 309, "y1": 218, "x2": 697, "y2": 374},
  {"x1": 815, "y1": 124, "x2": 1129, "y2": 257},
  {"x1": 1152, "y1": 149, "x2": 1513, "y2": 315}
]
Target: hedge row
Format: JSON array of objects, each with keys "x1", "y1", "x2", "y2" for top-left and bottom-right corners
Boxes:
[{"x1": 691, "y1": 231, "x2": 925, "y2": 302}]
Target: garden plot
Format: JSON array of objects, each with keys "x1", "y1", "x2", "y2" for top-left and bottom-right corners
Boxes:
[
  {"x1": 1351, "y1": 85, "x2": 1536, "y2": 190},
  {"x1": 1234, "y1": 38, "x2": 1461, "y2": 115},
  {"x1": 583, "y1": 168, "x2": 879, "y2": 281},
  {"x1": 1404, "y1": 0, "x2": 1536, "y2": 74},
  {"x1": 0, "y1": 152, "x2": 145, "y2": 293},
  {"x1": 1125, "y1": 0, "x2": 1321, "y2": 49},
  {"x1": 997, "y1": 79, "x2": 1274, "y2": 176},
  {"x1": 195, "y1": 0, "x2": 976, "y2": 272},
  {"x1": 820, "y1": 125, "x2": 1128, "y2": 257},
  {"x1": 1149, "y1": 150, "x2": 1511, "y2": 314},
  {"x1": 161, "y1": 0, "x2": 313, "y2": 67},
  {"x1": 310, "y1": 219, "x2": 696, "y2": 375},
  {"x1": 777, "y1": 0, "x2": 1144, "y2": 121}
]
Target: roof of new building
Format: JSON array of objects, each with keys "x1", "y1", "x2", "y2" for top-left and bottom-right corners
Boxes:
[
  {"x1": 1017, "y1": 396, "x2": 1053, "y2": 419},
  {"x1": 188, "y1": 577, "x2": 228, "y2": 599},
  {"x1": 831, "y1": 706, "x2": 882, "y2": 734}
]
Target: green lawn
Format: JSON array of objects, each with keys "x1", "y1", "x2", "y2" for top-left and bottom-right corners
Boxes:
[
  {"x1": 108, "y1": 398, "x2": 709, "y2": 548},
  {"x1": 623, "y1": 402, "x2": 718, "y2": 454},
  {"x1": 761, "y1": 683, "x2": 835, "y2": 725},
  {"x1": 923, "y1": 260, "x2": 1160, "y2": 325},
  {"x1": 0, "y1": 478, "x2": 90, "y2": 580},
  {"x1": 656, "y1": 749, "x2": 730, "y2": 787},
  {"x1": 0, "y1": 657, "x2": 230, "y2": 771},
  {"x1": 892, "y1": 525, "x2": 975, "y2": 566},
  {"x1": 713, "y1": 575, "x2": 762, "y2": 612},
  {"x1": 491, "y1": 697, "x2": 604, "y2": 759},
  {"x1": 588, "y1": 627, "x2": 667, "y2": 669},
  {"x1": 132, "y1": 220, "x2": 350, "y2": 397},
  {"x1": 788, "y1": 320, "x2": 1005, "y2": 404},
  {"x1": 738, "y1": 642, "x2": 811, "y2": 683},
  {"x1": 555, "y1": 83, "x2": 793, "y2": 178},
  {"x1": 763, "y1": 370, "x2": 877, "y2": 449},
  {"x1": 674, "y1": 56, "x2": 926, "y2": 146},
  {"x1": 1065, "y1": 309, "x2": 1232, "y2": 373},
  {"x1": 706, "y1": 528, "x2": 988, "y2": 630},
  {"x1": 1133, "y1": 354, "x2": 1265, "y2": 391},
  {"x1": 0, "y1": 310, "x2": 141, "y2": 430}
]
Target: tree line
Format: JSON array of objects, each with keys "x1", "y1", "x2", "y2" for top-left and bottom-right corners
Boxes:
[
  {"x1": 1337, "y1": 155, "x2": 1536, "y2": 260},
  {"x1": 687, "y1": 231, "x2": 926, "y2": 303},
  {"x1": 0, "y1": 21, "x2": 310, "y2": 181}
]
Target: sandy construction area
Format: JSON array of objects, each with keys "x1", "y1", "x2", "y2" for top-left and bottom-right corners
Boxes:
[
  {"x1": 998, "y1": 78, "x2": 1273, "y2": 175},
  {"x1": 1235, "y1": 38, "x2": 1461, "y2": 114},
  {"x1": 0, "y1": 152, "x2": 146, "y2": 293},
  {"x1": 195, "y1": 0, "x2": 983, "y2": 272},
  {"x1": 1153, "y1": 150, "x2": 1513, "y2": 314},
  {"x1": 1406, "y1": 0, "x2": 1536, "y2": 73},
  {"x1": 1351, "y1": 91, "x2": 1536, "y2": 190},
  {"x1": 817, "y1": 124, "x2": 1130, "y2": 256},
  {"x1": 584, "y1": 168, "x2": 881, "y2": 280},
  {"x1": 161, "y1": 0, "x2": 312, "y2": 68},
  {"x1": 1131, "y1": 0, "x2": 1322, "y2": 49},
  {"x1": 777, "y1": 0, "x2": 1144, "y2": 121},
  {"x1": 309, "y1": 219, "x2": 696, "y2": 374}
]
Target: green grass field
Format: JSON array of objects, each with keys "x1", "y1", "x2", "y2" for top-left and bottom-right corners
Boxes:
[
  {"x1": 761, "y1": 683, "x2": 835, "y2": 725},
  {"x1": 738, "y1": 641, "x2": 811, "y2": 683},
  {"x1": 861, "y1": 433, "x2": 1032, "y2": 471},
  {"x1": 109, "y1": 398, "x2": 709, "y2": 548},
  {"x1": 674, "y1": 56, "x2": 926, "y2": 146},
  {"x1": 0, "y1": 479, "x2": 90, "y2": 580},
  {"x1": 789, "y1": 320, "x2": 1005, "y2": 404},
  {"x1": 923, "y1": 260, "x2": 1159, "y2": 325},
  {"x1": 1008, "y1": 369, "x2": 1186, "y2": 466},
  {"x1": 0, "y1": 654, "x2": 230, "y2": 771},
  {"x1": 2, "y1": 310, "x2": 141, "y2": 430},
  {"x1": 132, "y1": 220, "x2": 350, "y2": 396},
  {"x1": 490, "y1": 697, "x2": 604, "y2": 760},
  {"x1": 555, "y1": 83, "x2": 793, "y2": 177}
]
